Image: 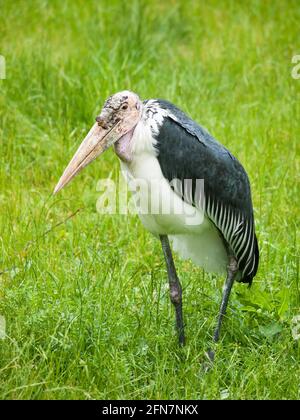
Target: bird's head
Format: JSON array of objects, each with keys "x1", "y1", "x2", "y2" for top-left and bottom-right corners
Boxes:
[{"x1": 54, "y1": 90, "x2": 142, "y2": 194}]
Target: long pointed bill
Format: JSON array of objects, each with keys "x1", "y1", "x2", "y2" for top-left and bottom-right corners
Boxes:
[{"x1": 54, "y1": 121, "x2": 122, "y2": 194}]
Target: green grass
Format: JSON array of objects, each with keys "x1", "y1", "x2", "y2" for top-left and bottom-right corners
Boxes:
[{"x1": 0, "y1": 0, "x2": 299, "y2": 400}]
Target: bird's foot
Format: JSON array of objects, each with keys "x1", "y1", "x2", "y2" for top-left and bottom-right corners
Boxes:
[
  {"x1": 178, "y1": 330, "x2": 186, "y2": 346},
  {"x1": 206, "y1": 348, "x2": 215, "y2": 363},
  {"x1": 202, "y1": 348, "x2": 215, "y2": 372}
]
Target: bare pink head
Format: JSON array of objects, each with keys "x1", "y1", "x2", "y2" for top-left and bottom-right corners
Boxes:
[{"x1": 54, "y1": 90, "x2": 142, "y2": 194}]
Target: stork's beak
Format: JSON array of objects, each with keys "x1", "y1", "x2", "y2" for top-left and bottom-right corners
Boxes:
[
  {"x1": 53, "y1": 122, "x2": 120, "y2": 194},
  {"x1": 53, "y1": 113, "x2": 137, "y2": 194}
]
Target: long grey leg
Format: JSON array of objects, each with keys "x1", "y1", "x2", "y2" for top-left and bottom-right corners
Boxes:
[
  {"x1": 160, "y1": 235, "x2": 185, "y2": 345},
  {"x1": 207, "y1": 256, "x2": 238, "y2": 362}
]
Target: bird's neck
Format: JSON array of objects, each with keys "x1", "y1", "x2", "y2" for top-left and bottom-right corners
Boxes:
[
  {"x1": 114, "y1": 128, "x2": 135, "y2": 163},
  {"x1": 114, "y1": 111, "x2": 158, "y2": 165}
]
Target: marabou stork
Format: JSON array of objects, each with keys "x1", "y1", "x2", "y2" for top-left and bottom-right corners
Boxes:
[{"x1": 54, "y1": 91, "x2": 259, "y2": 361}]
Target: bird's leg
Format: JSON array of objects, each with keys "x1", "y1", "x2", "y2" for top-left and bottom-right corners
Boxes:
[
  {"x1": 159, "y1": 235, "x2": 185, "y2": 345},
  {"x1": 207, "y1": 256, "x2": 238, "y2": 363}
]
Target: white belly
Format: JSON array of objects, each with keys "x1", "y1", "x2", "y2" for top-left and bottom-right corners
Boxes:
[{"x1": 120, "y1": 154, "x2": 228, "y2": 275}]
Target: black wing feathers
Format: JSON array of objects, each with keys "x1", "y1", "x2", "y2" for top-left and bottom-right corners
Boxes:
[{"x1": 154, "y1": 100, "x2": 259, "y2": 284}]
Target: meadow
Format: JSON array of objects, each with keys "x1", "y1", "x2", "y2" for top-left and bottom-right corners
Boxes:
[{"x1": 0, "y1": 0, "x2": 299, "y2": 399}]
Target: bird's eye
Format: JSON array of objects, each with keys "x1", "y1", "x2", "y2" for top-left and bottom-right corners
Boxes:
[{"x1": 121, "y1": 104, "x2": 128, "y2": 110}]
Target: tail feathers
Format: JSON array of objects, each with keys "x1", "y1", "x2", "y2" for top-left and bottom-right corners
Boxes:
[{"x1": 238, "y1": 234, "x2": 259, "y2": 285}]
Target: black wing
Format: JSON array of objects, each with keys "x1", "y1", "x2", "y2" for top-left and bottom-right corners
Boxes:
[{"x1": 153, "y1": 99, "x2": 259, "y2": 284}]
